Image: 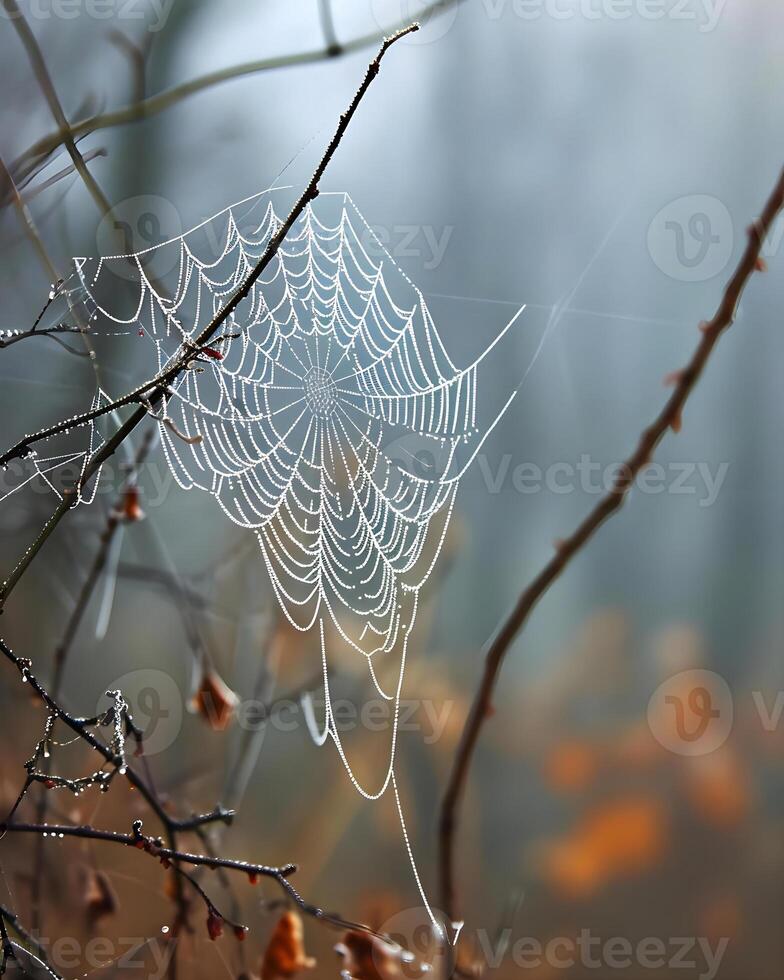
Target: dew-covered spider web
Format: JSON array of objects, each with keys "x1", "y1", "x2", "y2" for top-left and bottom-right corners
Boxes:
[{"x1": 1, "y1": 188, "x2": 526, "y2": 931}]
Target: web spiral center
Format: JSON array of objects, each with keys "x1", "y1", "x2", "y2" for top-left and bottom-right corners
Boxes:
[{"x1": 303, "y1": 366, "x2": 337, "y2": 418}]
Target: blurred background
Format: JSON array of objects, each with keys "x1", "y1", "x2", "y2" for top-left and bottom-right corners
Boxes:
[{"x1": 1, "y1": 1, "x2": 783, "y2": 977}]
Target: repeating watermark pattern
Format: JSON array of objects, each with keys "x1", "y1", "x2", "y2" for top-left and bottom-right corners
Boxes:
[
  {"x1": 95, "y1": 199, "x2": 452, "y2": 282},
  {"x1": 0, "y1": 0, "x2": 174, "y2": 31},
  {"x1": 15, "y1": 916, "x2": 732, "y2": 978},
  {"x1": 371, "y1": 0, "x2": 726, "y2": 37},
  {"x1": 101, "y1": 661, "x2": 784, "y2": 762},
  {"x1": 475, "y1": 929, "x2": 729, "y2": 978},
  {"x1": 97, "y1": 668, "x2": 456, "y2": 757},
  {"x1": 1, "y1": 454, "x2": 732, "y2": 509},
  {"x1": 17, "y1": 935, "x2": 174, "y2": 980},
  {"x1": 475, "y1": 455, "x2": 729, "y2": 507},
  {"x1": 477, "y1": 0, "x2": 726, "y2": 31},
  {"x1": 648, "y1": 669, "x2": 733, "y2": 756},
  {"x1": 375, "y1": 906, "x2": 730, "y2": 979},
  {"x1": 478, "y1": 930, "x2": 729, "y2": 977},
  {"x1": 360, "y1": 223, "x2": 454, "y2": 270}
]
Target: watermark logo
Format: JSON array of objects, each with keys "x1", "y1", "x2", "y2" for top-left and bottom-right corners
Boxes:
[
  {"x1": 96, "y1": 195, "x2": 182, "y2": 281},
  {"x1": 376, "y1": 906, "x2": 456, "y2": 978},
  {"x1": 647, "y1": 196, "x2": 734, "y2": 282},
  {"x1": 648, "y1": 668, "x2": 733, "y2": 756}
]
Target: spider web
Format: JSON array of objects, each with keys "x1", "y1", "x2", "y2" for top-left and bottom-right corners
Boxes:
[{"x1": 2, "y1": 189, "x2": 524, "y2": 931}]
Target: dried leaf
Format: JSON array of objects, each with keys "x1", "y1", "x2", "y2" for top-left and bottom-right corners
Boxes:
[
  {"x1": 260, "y1": 911, "x2": 316, "y2": 980},
  {"x1": 83, "y1": 869, "x2": 118, "y2": 923},
  {"x1": 191, "y1": 667, "x2": 240, "y2": 732}
]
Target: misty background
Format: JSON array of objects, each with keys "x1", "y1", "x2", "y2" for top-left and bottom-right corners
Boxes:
[{"x1": 0, "y1": 1, "x2": 783, "y2": 977}]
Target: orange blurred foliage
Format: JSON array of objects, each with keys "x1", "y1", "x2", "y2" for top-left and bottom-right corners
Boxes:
[
  {"x1": 682, "y1": 747, "x2": 751, "y2": 829},
  {"x1": 539, "y1": 796, "x2": 668, "y2": 898},
  {"x1": 543, "y1": 739, "x2": 601, "y2": 794}
]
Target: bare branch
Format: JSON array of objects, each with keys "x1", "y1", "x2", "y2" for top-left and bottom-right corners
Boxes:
[
  {"x1": 2, "y1": 0, "x2": 113, "y2": 218},
  {"x1": 9, "y1": 3, "x2": 455, "y2": 180},
  {"x1": 0, "y1": 23, "x2": 419, "y2": 607},
  {"x1": 438, "y1": 164, "x2": 784, "y2": 923}
]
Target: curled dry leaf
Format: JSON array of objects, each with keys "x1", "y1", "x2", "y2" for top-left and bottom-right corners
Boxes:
[
  {"x1": 190, "y1": 666, "x2": 240, "y2": 731},
  {"x1": 83, "y1": 868, "x2": 118, "y2": 923},
  {"x1": 260, "y1": 911, "x2": 316, "y2": 980}
]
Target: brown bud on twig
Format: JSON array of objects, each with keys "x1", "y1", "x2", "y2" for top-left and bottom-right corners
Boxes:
[
  {"x1": 207, "y1": 911, "x2": 224, "y2": 942},
  {"x1": 121, "y1": 486, "x2": 145, "y2": 523}
]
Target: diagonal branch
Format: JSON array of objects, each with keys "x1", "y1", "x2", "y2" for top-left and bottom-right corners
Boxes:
[
  {"x1": 438, "y1": 163, "x2": 784, "y2": 923},
  {"x1": 0, "y1": 23, "x2": 418, "y2": 608}
]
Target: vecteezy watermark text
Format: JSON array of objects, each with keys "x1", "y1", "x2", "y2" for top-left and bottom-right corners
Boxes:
[
  {"x1": 475, "y1": 454, "x2": 729, "y2": 507},
  {"x1": 0, "y1": 0, "x2": 174, "y2": 31},
  {"x1": 1, "y1": 454, "x2": 731, "y2": 509},
  {"x1": 479, "y1": 0, "x2": 726, "y2": 32},
  {"x1": 476, "y1": 929, "x2": 729, "y2": 978}
]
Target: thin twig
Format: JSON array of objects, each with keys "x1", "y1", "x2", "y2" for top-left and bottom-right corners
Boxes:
[
  {"x1": 107, "y1": 29, "x2": 153, "y2": 105},
  {"x1": 0, "y1": 23, "x2": 418, "y2": 607},
  {"x1": 0, "y1": 154, "x2": 59, "y2": 283},
  {"x1": 0, "y1": 816, "x2": 406, "y2": 943},
  {"x1": 0, "y1": 635, "x2": 216, "y2": 833},
  {"x1": 15, "y1": 148, "x2": 108, "y2": 203},
  {"x1": 0, "y1": 821, "x2": 294, "y2": 882},
  {"x1": 437, "y1": 164, "x2": 784, "y2": 923},
  {"x1": 1, "y1": 903, "x2": 61, "y2": 979},
  {"x1": 0, "y1": 909, "x2": 13, "y2": 978},
  {"x1": 2, "y1": 0, "x2": 113, "y2": 218},
  {"x1": 28, "y1": 428, "x2": 157, "y2": 931},
  {"x1": 0, "y1": 323, "x2": 88, "y2": 354},
  {"x1": 52, "y1": 428, "x2": 156, "y2": 692},
  {"x1": 10, "y1": 3, "x2": 455, "y2": 182},
  {"x1": 0, "y1": 636, "x2": 397, "y2": 950},
  {"x1": 318, "y1": 0, "x2": 341, "y2": 56}
]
